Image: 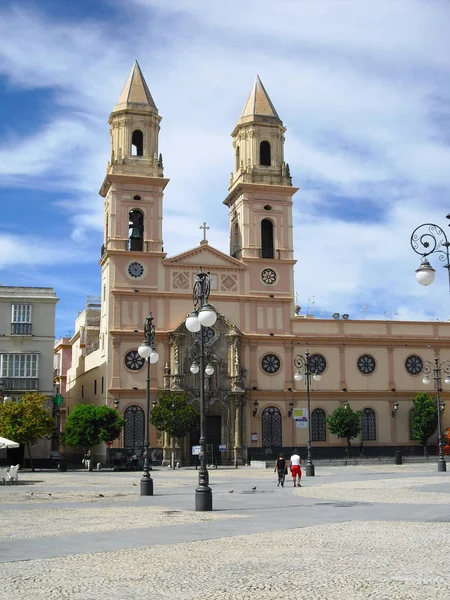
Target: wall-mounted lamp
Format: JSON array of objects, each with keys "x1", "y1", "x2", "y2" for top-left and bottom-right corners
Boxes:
[
  {"x1": 152, "y1": 399, "x2": 158, "y2": 407},
  {"x1": 392, "y1": 401, "x2": 399, "y2": 418},
  {"x1": 252, "y1": 400, "x2": 259, "y2": 417},
  {"x1": 344, "y1": 401, "x2": 350, "y2": 409},
  {"x1": 441, "y1": 401, "x2": 446, "y2": 414},
  {"x1": 288, "y1": 401, "x2": 295, "y2": 417},
  {"x1": 342, "y1": 388, "x2": 347, "y2": 392},
  {"x1": 113, "y1": 398, "x2": 119, "y2": 411}
]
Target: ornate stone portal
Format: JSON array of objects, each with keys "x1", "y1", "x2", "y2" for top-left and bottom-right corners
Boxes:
[{"x1": 163, "y1": 314, "x2": 246, "y2": 465}]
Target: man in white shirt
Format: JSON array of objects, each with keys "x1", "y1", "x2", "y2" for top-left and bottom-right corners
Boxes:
[{"x1": 290, "y1": 449, "x2": 302, "y2": 487}]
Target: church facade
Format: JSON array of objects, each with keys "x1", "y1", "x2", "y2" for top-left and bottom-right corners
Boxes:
[{"x1": 64, "y1": 62, "x2": 450, "y2": 464}]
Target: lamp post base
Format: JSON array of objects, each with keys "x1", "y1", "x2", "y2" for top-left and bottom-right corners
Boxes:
[
  {"x1": 195, "y1": 485, "x2": 213, "y2": 511},
  {"x1": 305, "y1": 463, "x2": 315, "y2": 477},
  {"x1": 140, "y1": 476, "x2": 154, "y2": 496},
  {"x1": 438, "y1": 459, "x2": 447, "y2": 472}
]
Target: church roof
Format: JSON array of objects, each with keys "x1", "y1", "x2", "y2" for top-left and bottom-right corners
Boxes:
[
  {"x1": 112, "y1": 61, "x2": 157, "y2": 112},
  {"x1": 239, "y1": 75, "x2": 280, "y2": 121}
]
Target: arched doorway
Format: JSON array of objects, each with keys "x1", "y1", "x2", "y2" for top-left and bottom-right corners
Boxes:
[
  {"x1": 124, "y1": 405, "x2": 145, "y2": 448},
  {"x1": 262, "y1": 406, "x2": 282, "y2": 447}
]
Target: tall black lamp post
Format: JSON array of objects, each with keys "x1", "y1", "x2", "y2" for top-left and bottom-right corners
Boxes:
[
  {"x1": 294, "y1": 350, "x2": 323, "y2": 477},
  {"x1": 422, "y1": 357, "x2": 450, "y2": 472},
  {"x1": 137, "y1": 313, "x2": 159, "y2": 496},
  {"x1": 410, "y1": 221, "x2": 450, "y2": 290},
  {"x1": 185, "y1": 268, "x2": 217, "y2": 512}
]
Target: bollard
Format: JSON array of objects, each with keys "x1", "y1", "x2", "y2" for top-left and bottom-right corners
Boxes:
[
  {"x1": 97, "y1": 462, "x2": 102, "y2": 471},
  {"x1": 176, "y1": 461, "x2": 180, "y2": 469},
  {"x1": 395, "y1": 450, "x2": 402, "y2": 465}
]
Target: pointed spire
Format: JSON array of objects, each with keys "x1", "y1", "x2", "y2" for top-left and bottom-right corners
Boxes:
[
  {"x1": 112, "y1": 61, "x2": 157, "y2": 112},
  {"x1": 239, "y1": 75, "x2": 280, "y2": 121}
]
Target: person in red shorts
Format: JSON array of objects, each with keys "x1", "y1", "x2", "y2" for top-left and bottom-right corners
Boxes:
[{"x1": 289, "y1": 448, "x2": 302, "y2": 487}]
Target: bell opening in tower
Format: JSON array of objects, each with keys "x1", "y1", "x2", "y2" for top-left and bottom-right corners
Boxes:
[
  {"x1": 260, "y1": 141, "x2": 271, "y2": 166},
  {"x1": 129, "y1": 209, "x2": 144, "y2": 251},
  {"x1": 261, "y1": 219, "x2": 274, "y2": 259},
  {"x1": 131, "y1": 130, "x2": 144, "y2": 156}
]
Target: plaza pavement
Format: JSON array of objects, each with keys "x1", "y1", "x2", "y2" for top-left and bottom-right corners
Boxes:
[{"x1": 1, "y1": 463, "x2": 450, "y2": 599}]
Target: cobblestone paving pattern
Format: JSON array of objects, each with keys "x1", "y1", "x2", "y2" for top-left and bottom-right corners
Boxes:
[
  {"x1": 1, "y1": 521, "x2": 449, "y2": 600},
  {"x1": 0, "y1": 505, "x2": 245, "y2": 540}
]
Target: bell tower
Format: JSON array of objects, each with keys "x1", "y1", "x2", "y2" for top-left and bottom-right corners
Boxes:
[
  {"x1": 224, "y1": 76, "x2": 297, "y2": 301},
  {"x1": 100, "y1": 61, "x2": 169, "y2": 257}
]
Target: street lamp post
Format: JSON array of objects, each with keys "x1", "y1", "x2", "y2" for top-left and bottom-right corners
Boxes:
[
  {"x1": 410, "y1": 222, "x2": 450, "y2": 290},
  {"x1": 422, "y1": 356, "x2": 450, "y2": 472},
  {"x1": 137, "y1": 313, "x2": 159, "y2": 496},
  {"x1": 185, "y1": 268, "x2": 217, "y2": 512},
  {"x1": 294, "y1": 350, "x2": 322, "y2": 477}
]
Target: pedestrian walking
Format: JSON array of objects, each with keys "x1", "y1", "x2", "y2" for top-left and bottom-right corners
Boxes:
[
  {"x1": 84, "y1": 449, "x2": 92, "y2": 471},
  {"x1": 274, "y1": 453, "x2": 287, "y2": 487},
  {"x1": 289, "y1": 448, "x2": 302, "y2": 487}
]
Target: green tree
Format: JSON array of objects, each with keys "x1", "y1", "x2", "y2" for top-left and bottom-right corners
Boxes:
[
  {"x1": 62, "y1": 405, "x2": 125, "y2": 469},
  {"x1": 0, "y1": 392, "x2": 55, "y2": 471},
  {"x1": 410, "y1": 392, "x2": 437, "y2": 456},
  {"x1": 150, "y1": 391, "x2": 200, "y2": 468},
  {"x1": 326, "y1": 406, "x2": 362, "y2": 449}
]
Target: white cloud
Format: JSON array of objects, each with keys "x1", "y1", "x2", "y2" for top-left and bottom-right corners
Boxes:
[{"x1": 0, "y1": 0, "x2": 449, "y2": 334}]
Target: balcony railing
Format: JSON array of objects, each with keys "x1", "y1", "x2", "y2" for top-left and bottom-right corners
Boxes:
[
  {"x1": 11, "y1": 323, "x2": 32, "y2": 335},
  {"x1": 0, "y1": 378, "x2": 39, "y2": 391}
]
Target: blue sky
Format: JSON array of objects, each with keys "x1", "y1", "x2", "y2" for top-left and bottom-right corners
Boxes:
[{"x1": 1, "y1": 0, "x2": 450, "y2": 338}]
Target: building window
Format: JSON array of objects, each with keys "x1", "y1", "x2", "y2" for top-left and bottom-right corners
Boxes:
[
  {"x1": 311, "y1": 408, "x2": 327, "y2": 441},
  {"x1": 308, "y1": 354, "x2": 327, "y2": 375},
  {"x1": 81, "y1": 385, "x2": 84, "y2": 399},
  {"x1": 1, "y1": 353, "x2": 38, "y2": 378},
  {"x1": 357, "y1": 355, "x2": 376, "y2": 375},
  {"x1": 101, "y1": 377, "x2": 104, "y2": 394},
  {"x1": 260, "y1": 141, "x2": 271, "y2": 166},
  {"x1": 94, "y1": 380, "x2": 97, "y2": 395},
  {"x1": 125, "y1": 350, "x2": 145, "y2": 371},
  {"x1": 261, "y1": 354, "x2": 280, "y2": 374},
  {"x1": 11, "y1": 304, "x2": 32, "y2": 335},
  {"x1": 405, "y1": 355, "x2": 423, "y2": 375},
  {"x1": 262, "y1": 406, "x2": 282, "y2": 447},
  {"x1": 361, "y1": 408, "x2": 376, "y2": 441},
  {"x1": 261, "y1": 219, "x2": 274, "y2": 259},
  {"x1": 124, "y1": 405, "x2": 145, "y2": 448}
]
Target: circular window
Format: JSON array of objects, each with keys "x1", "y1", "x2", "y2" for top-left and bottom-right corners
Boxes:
[
  {"x1": 262, "y1": 354, "x2": 281, "y2": 374},
  {"x1": 406, "y1": 355, "x2": 423, "y2": 375},
  {"x1": 261, "y1": 268, "x2": 277, "y2": 285},
  {"x1": 194, "y1": 327, "x2": 215, "y2": 345},
  {"x1": 125, "y1": 350, "x2": 145, "y2": 371},
  {"x1": 308, "y1": 354, "x2": 327, "y2": 375},
  {"x1": 128, "y1": 262, "x2": 144, "y2": 278},
  {"x1": 133, "y1": 195, "x2": 141, "y2": 201},
  {"x1": 358, "y1": 354, "x2": 376, "y2": 375}
]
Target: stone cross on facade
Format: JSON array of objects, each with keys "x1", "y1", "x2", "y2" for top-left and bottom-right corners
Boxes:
[{"x1": 200, "y1": 222, "x2": 210, "y2": 245}]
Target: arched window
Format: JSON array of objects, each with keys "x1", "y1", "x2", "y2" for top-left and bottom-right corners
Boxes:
[
  {"x1": 311, "y1": 408, "x2": 327, "y2": 442},
  {"x1": 235, "y1": 146, "x2": 240, "y2": 171},
  {"x1": 261, "y1": 219, "x2": 274, "y2": 259},
  {"x1": 361, "y1": 408, "x2": 376, "y2": 441},
  {"x1": 129, "y1": 209, "x2": 144, "y2": 251},
  {"x1": 262, "y1": 406, "x2": 282, "y2": 447},
  {"x1": 131, "y1": 130, "x2": 144, "y2": 156},
  {"x1": 260, "y1": 141, "x2": 271, "y2": 166},
  {"x1": 124, "y1": 405, "x2": 145, "y2": 448}
]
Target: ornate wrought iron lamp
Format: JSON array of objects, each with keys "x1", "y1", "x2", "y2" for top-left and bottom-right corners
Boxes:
[
  {"x1": 185, "y1": 268, "x2": 217, "y2": 511},
  {"x1": 410, "y1": 222, "x2": 450, "y2": 289},
  {"x1": 422, "y1": 356, "x2": 450, "y2": 472},
  {"x1": 391, "y1": 401, "x2": 399, "y2": 418},
  {"x1": 293, "y1": 349, "x2": 323, "y2": 477},
  {"x1": 137, "y1": 313, "x2": 159, "y2": 495}
]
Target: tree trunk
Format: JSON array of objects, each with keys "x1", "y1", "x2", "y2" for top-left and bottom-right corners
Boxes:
[
  {"x1": 172, "y1": 437, "x2": 176, "y2": 469},
  {"x1": 27, "y1": 442, "x2": 35, "y2": 472}
]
